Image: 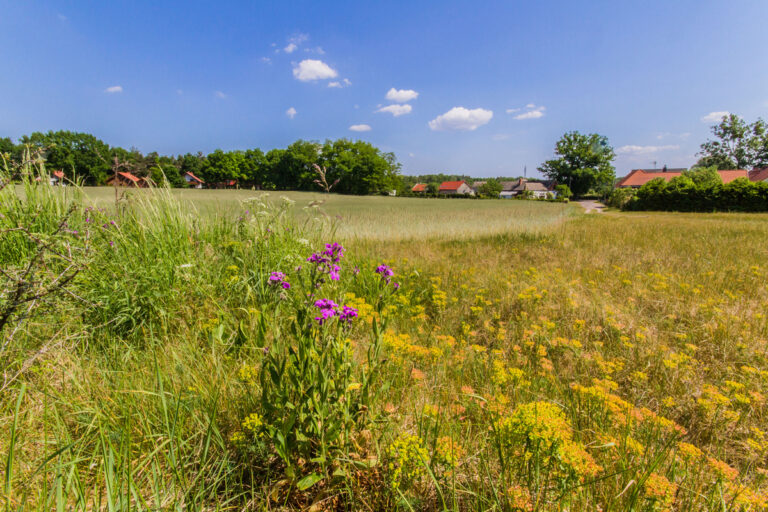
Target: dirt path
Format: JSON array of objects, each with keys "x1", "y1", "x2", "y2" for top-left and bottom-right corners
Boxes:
[{"x1": 576, "y1": 200, "x2": 605, "y2": 213}]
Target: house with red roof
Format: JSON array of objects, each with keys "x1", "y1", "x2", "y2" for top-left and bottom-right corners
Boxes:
[
  {"x1": 184, "y1": 171, "x2": 205, "y2": 189},
  {"x1": 106, "y1": 171, "x2": 149, "y2": 188},
  {"x1": 616, "y1": 168, "x2": 749, "y2": 188},
  {"x1": 749, "y1": 168, "x2": 768, "y2": 183},
  {"x1": 411, "y1": 183, "x2": 427, "y2": 193},
  {"x1": 49, "y1": 169, "x2": 65, "y2": 186},
  {"x1": 438, "y1": 180, "x2": 474, "y2": 196}
]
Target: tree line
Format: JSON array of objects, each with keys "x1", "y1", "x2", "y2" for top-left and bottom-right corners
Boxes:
[{"x1": 0, "y1": 131, "x2": 402, "y2": 195}]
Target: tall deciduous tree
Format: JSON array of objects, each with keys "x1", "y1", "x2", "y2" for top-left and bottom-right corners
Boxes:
[
  {"x1": 20, "y1": 131, "x2": 114, "y2": 184},
  {"x1": 697, "y1": 114, "x2": 768, "y2": 169},
  {"x1": 538, "y1": 131, "x2": 616, "y2": 196}
]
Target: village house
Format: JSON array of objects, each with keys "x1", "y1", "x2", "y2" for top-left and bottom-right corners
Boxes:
[
  {"x1": 749, "y1": 168, "x2": 768, "y2": 183},
  {"x1": 106, "y1": 171, "x2": 150, "y2": 188},
  {"x1": 184, "y1": 171, "x2": 205, "y2": 189},
  {"x1": 50, "y1": 169, "x2": 65, "y2": 186},
  {"x1": 616, "y1": 168, "x2": 749, "y2": 188},
  {"x1": 411, "y1": 183, "x2": 428, "y2": 194},
  {"x1": 438, "y1": 180, "x2": 474, "y2": 196},
  {"x1": 470, "y1": 181, "x2": 486, "y2": 194},
  {"x1": 500, "y1": 178, "x2": 558, "y2": 198}
]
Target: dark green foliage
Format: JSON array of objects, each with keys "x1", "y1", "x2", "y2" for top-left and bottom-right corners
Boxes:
[
  {"x1": 538, "y1": 131, "x2": 616, "y2": 196},
  {"x1": 20, "y1": 131, "x2": 113, "y2": 184},
  {"x1": 626, "y1": 176, "x2": 768, "y2": 212},
  {"x1": 479, "y1": 178, "x2": 503, "y2": 197}
]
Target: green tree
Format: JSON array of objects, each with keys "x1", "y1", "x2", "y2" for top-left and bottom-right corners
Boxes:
[
  {"x1": 698, "y1": 114, "x2": 768, "y2": 169},
  {"x1": 479, "y1": 178, "x2": 503, "y2": 197},
  {"x1": 538, "y1": 131, "x2": 616, "y2": 196},
  {"x1": 200, "y1": 150, "x2": 247, "y2": 183},
  {"x1": 426, "y1": 182, "x2": 440, "y2": 194},
  {"x1": 554, "y1": 184, "x2": 573, "y2": 199},
  {"x1": 19, "y1": 130, "x2": 115, "y2": 184},
  {"x1": 682, "y1": 166, "x2": 722, "y2": 187},
  {"x1": 318, "y1": 139, "x2": 400, "y2": 195}
]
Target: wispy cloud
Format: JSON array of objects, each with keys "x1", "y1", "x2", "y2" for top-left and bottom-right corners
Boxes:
[
  {"x1": 375, "y1": 104, "x2": 412, "y2": 117},
  {"x1": 509, "y1": 104, "x2": 545, "y2": 120},
  {"x1": 328, "y1": 78, "x2": 352, "y2": 88},
  {"x1": 701, "y1": 111, "x2": 730, "y2": 123},
  {"x1": 385, "y1": 88, "x2": 419, "y2": 103},
  {"x1": 349, "y1": 124, "x2": 371, "y2": 132},
  {"x1": 104, "y1": 85, "x2": 123, "y2": 94},
  {"x1": 214, "y1": 91, "x2": 227, "y2": 99},
  {"x1": 617, "y1": 144, "x2": 680, "y2": 155},
  {"x1": 292, "y1": 59, "x2": 338, "y2": 81},
  {"x1": 283, "y1": 33, "x2": 308, "y2": 53},
  {"x1": 286, "y1": 107, "x2": 297, "y2": 119},
  {"x1": 428, "y1": 107, "x2": 493, "y2": 131}
]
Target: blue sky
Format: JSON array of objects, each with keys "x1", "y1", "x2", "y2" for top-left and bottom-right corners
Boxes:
[{"x1": 1, "y1": 1, "x2": 767, "y2": 178}]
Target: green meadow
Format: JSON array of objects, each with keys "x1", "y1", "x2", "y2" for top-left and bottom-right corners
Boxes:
[{"x1": 3, "y1": 176, "x2": 768, "y2": 510}]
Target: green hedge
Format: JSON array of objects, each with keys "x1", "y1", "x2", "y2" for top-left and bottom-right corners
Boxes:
[{"x1": 624, "y1": 177, "x2": 768, "y2": 212}]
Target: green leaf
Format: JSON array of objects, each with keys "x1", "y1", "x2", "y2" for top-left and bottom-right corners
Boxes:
[{"x1": 296, "y1": 473, "x2": 323, "y2": 491}]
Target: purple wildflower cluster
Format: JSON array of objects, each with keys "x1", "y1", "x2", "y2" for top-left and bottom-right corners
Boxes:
[
  {"x1": 268, "y1": 271, "x2": 291, "y2": 289},
  {"x1": 375, "y1": 264, "x2": 399, "y2": 289},
  {"x1": 307, "y1": 242, "x2": 345, "y2": 281},
  {"x1": 313, "y1": 299, "x2": 358, "y2": 326}
]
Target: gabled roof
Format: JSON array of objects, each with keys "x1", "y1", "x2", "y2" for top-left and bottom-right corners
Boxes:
[
  {"x1": 749, "y1": 168, "x2": 768, "y2": 182},
  {"x1": 616, "y1": 168, "x2": 749, "y2": 188},
  {"x1": 52, "y1": 170, "x2": 64, "y2": 179},
  {"x1": 412, "y1": 183, "x2": 427, "y2": 192},
  {"x1": 471, "y1": 181, "x2": 486, "y2": 189},
  {"x1": 439, "y1": 180, "x2": 467, "y2": 191},
  {"x1": 184, "y1": 171, "x2": 204, "y2": 183},
  {"x1": 117, "y1": 171, "x2": 140, "y2": 183},
  {"x1": 500, "y1": 180, "x2": 519, "y2": 191}
]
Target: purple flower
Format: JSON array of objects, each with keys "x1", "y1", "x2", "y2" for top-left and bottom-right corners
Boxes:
[
  {"x1": 329, "y1": 264, "x2": 341, "y2": 281},
  {"x1": 108, "y1": 241, "x2": 115, "y2": 247},
  {"x1": 314, "y1": 298, "x2": 339, "y2": 310},
  {"x1": 375, "y1": 265, "x2": 394, "y2": 278},
  {"x1": 338, "y1": 305, "x2": 358, "y2": 324},
  {"x1": 353, "y1": 266, "x2": 360, "y2": 276},
  {"x1": 393, "y1": 282, "x2": 400, "y2": 290},
  {"x1": 322, "y1": 242, "x2": 344, "y2": 263},
  {"x1": 268, "y1": 271, "x2": 291, "y2": 290}
]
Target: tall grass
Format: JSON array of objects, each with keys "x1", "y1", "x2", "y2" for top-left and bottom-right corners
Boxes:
[{"x1": 3, "y1": 170, "x2": 768, "y2": 510}]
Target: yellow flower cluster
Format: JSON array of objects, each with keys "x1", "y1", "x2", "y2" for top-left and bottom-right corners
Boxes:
[
  {"x1": 387, "y1": 433, "x2": 428, "y2": 490},
  {"x1": 644, "y1": 472, "x2": 677, "y2": 511},
  {"x1": 238, "y1": 364, "x2": 259, "y2": 386}
]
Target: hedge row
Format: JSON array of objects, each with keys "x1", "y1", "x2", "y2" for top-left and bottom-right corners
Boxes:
[{"x1": 623, "y1": 177, "x2": 768, "y2": 212}]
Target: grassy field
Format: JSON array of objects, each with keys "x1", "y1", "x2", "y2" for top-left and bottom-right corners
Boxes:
[
  {"x1": 75, "y1": 186, "x2": 577, "y2": 240},
  {"x1": 3, "y1": 177, "x2": 768, "y2": 510}
]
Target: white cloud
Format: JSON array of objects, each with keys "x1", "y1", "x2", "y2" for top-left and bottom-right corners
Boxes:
[
  {"x1": 617, "y1": 144, "x2": 680, "y2": 155},
  {"x1": 305, "y1": 46, "x2": 325, "y2": 55},
  {"x1": 214, "y1": 91, "x2": 227, "y2": 99},
  {"x1": 328, "y1": 78, "x2": 351, "y2": 88},
  {"x1": 292, "y1": 59, "x2": 338, "y2": 81},
  {"x1": 492, "y1": 133, "x2": 511, "y2": 141},
  {"x1": 376, "y1": 104, "x2": 412, "y2": 117},
  {"x1": 349, "y1": 124, "x2": 371, "y2": 132},
  {"x1": 385, "y1": 88, "x2": 419, "y2": 103},
  {"x1": 525, "y1": 103, "x2": 536, "y2": 109},
  {"x1": 104, "y1": 85, "x2": 123, "y2": 94},
  {"x1": 428, "y1": 107, "x2": 493, "y2": 131},
  {"x1": 260, "y1": 56, "x2": 272, "y2": 64},
  {"x1": 284, "y1": 43, "x2": 298, "y2": 53},
  {"x1": 505, "y1": 108, "x2": 520, "y2": 114},
  {"x1": 286, "y1": 107, "x2": 297, "y2": 119},
  {"x1": 283, "y1": 33, "x2": 308, "y2": 53},
  {"x1": 408, "y1": 152, "x2": 415, "y2": 157},
  {"x1": 701, "y1": 111, "x2": 730, "y2": 123},
  {"x1": 510, "y1": 104, "x2": 546, "y2": 120}
]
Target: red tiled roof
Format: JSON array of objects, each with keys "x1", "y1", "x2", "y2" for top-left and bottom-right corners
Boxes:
[
  {"x1": 412, "y1": 183, "x2": 427, "y2": 192},
  {"x1": 617, "y1": 169, "x2": 748, "y2": 188},
  {"x1": 439, "y1": 180, "x2": 466, "y2": 191},
  {"x1": 53, "y1": 170, "x2": 64, "y2": 179},
  {"x1": 749, "y1": 168, "x2": 768, "y2": 182},
  {"x1": 185, "y1": 171, "x2": 204, "y2": 183},
  {"x1": 117, "y1": 171, "x2": 140, "y2": 183}
]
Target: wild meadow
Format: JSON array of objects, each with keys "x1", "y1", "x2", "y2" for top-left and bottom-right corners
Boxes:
[{"x1": 2, "y1": 167, "x2": 768, "y2": 510}]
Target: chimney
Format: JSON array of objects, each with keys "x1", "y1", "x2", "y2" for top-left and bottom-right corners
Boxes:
[{"x1": 663, "y1": 165, "x2": 668, "y2": 172}]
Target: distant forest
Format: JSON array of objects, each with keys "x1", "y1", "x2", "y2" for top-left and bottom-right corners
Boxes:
[{"x1": 0, "y1": 130, "x2": 529, "y2": 195}]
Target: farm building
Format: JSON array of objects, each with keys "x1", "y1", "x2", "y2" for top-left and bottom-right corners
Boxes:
[
  {"x1": 411, "y1": 183, "x2": 428, "y2": 193},
  {"x1": 749, "y1": 168, "x2": 768, "y2": 183},
  {"x1": 616, "y1": 168, "x2": 748, "y2": 188},
  {"x1": 50, "y1": 170, "x2": 65, "y2": 186},
  {"x1": 106, "y1": 171, "x2": 149, "y2": 188},
  {"x1": 471, "y1": 181, "x2": 486, "y2": 194},
  {"x1": 438, "y1": 180, "x2": 474, "y2": 196},
  {"x1": 500, "y1": 178, "x2": 558, "y2": 198},
  {"x1": 184, "y1": 172, "x2": 205, "y2": 188}
]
